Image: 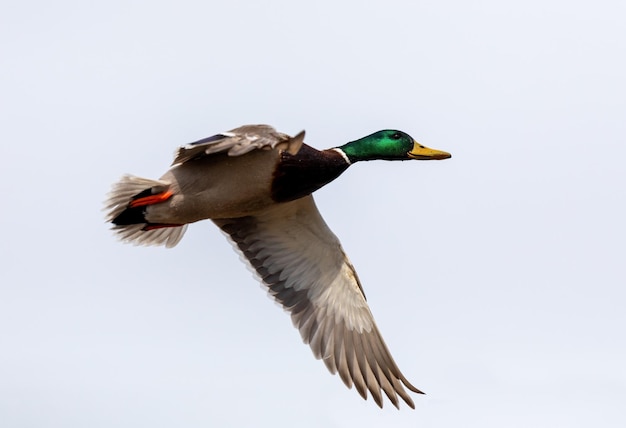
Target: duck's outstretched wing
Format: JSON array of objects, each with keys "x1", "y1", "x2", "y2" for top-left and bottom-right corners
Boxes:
[
  {"x1": 213, "y1": 195, "x2": 422, "y2": 409},
  {"x1": 173, "y1": 124, "x2": 305, "y2": 165}
]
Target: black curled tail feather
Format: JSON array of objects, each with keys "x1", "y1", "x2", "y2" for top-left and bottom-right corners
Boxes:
[{"x1": 111, "y1": 188, "x2": 154, "y2": 225}]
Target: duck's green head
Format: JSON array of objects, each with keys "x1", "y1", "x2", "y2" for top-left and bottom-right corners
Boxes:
[{"x1": 337, "y1": 130, "x2": 451, "y2": 163}]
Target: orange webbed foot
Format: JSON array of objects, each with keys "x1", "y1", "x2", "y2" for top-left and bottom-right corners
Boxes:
[{"x1": 129, "y1": 190, "x2": 174, "y2": 208}]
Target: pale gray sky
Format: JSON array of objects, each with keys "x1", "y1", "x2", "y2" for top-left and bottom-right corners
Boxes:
[{"x1": 1, "y1": 0, "x2": 625, "y2": 426}]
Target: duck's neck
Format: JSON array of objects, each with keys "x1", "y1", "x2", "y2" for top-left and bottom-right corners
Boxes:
[
  {"x1": 271, "y1": 144, "x2": 351, "y2": 203},
  {"x1": 336, "y1": 139, "x2": 386, "y2": 162}
]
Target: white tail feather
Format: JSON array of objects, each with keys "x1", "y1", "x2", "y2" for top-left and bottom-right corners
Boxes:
[{"x1": 111, "y1": 223, "x2": 187, "y2": 248}]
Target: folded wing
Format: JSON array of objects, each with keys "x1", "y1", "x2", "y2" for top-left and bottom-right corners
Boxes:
[{"x1": 173, "y1": 124, "x2": 304, "y2": 165}]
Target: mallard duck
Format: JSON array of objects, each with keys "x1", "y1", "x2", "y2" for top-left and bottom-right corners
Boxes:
[{"x1": 105, "y1": 124, "x2": 451, "y2": 408}]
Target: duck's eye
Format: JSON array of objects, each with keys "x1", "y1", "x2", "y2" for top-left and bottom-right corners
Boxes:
[{"x1": 391, "y1": 133, "x2": 402, "y2": 140}]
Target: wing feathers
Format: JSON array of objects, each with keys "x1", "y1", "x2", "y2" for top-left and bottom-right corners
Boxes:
[
  {"x1": 173, "y1": 124, "x2": 305, "y2": 165},
  {"x1": 214, "y1": 196, "x2": 420, "y2": 408}
]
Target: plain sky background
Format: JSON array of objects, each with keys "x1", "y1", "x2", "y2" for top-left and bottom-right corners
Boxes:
[{"x1": 1, "y1": 0, "x2": 625, "y2": 426}]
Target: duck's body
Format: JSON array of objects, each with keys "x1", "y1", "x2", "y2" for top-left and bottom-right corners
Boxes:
[
  {"x1": 105, "y1": 124, "x2": 451, "y2": 408},
  {"x1": 151, "y1": 147, "x2": 281, "y2": 222},
  {"x1": 109, "y1": 125, "x2": 352, "y2": 232}
]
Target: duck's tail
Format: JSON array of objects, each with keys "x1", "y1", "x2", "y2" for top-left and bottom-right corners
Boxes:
[{"x1": 104, "y1": 174, "x2": 187, "y2": 248}]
